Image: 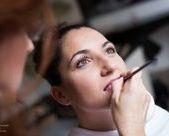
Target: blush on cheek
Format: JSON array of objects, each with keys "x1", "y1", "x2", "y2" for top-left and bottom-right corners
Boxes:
[{"x1": 76, "y1": 77, "x2": 93, "y2": 89}]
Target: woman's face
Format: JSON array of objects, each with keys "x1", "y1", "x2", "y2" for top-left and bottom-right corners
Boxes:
[
  {"x1": 59, "y1": 27, "x2": 127, "y2": 112},
  {"x1": 0, "y1": 31, "x2": 34, "y2": 105}
]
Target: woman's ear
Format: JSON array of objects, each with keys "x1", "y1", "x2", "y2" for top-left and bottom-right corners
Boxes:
[{"x1": 50, "y1": 86, "x2": 71, "y2": 106}]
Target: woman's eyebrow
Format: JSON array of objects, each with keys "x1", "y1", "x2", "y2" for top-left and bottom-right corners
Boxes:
[
  {"x1": 102, "y1": 41, "x2": 113, "y2": 48},
  {"x1": 68, "y1": 49, "x2": 89, "y2": 66},
  {"x1": 68, "y1": 41, "x2": 113, "y2": 66}
]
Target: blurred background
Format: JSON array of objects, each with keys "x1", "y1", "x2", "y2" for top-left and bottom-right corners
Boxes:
[{"x1": 18, "y1": 0, "x2": 169, "y2": 135}]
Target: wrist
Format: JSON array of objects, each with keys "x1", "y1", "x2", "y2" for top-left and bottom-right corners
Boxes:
[{"x1": 118, "y1": 123, "x2": 145, "y2": 136}]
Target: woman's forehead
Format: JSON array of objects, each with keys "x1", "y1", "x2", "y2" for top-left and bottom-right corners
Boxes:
[
  {"x1": 65, "y1": 27, "x2": 103, "y2": 38},
  {"x1": 62, "y1": 27, "x2": 106, "y2": 49},
  {"x1": 60, "y1": 27, "x2": 107, "y2": 63}
]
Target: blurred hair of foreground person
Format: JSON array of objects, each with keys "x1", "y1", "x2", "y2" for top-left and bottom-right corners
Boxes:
[{"x1": 0, "y1": 0, "x2": 56, "y2": 135}]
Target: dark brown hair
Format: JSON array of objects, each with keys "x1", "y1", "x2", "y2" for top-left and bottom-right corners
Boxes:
[{"x1": 33, "y1": 24, "x2": 87, "y2": 86}]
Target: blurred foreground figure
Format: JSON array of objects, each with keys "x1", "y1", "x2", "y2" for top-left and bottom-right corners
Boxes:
[{"x1": 0, "y1": 0, "x2": 55, "y2": 135}]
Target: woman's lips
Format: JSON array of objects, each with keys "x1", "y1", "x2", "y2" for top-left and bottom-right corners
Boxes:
[
  {"x1": 104, "y1": 83, "x2": 112, "y2": 92},
  {"x1": 104, "y1": 75, "x2": 123, "y2": 91}
]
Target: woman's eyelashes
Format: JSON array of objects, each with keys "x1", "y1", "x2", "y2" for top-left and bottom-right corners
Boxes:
[
  {"x1": 72, "y1": 45, "x2": 116, "y2": 69},
  {"x1": 105, "y1": 46, "x2": 116, "y2": 55},
  {"x1": 75, "y1": 56, "x2": 91, "y2": 69}
]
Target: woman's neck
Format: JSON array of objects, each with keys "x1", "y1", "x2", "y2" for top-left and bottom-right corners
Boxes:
[{"x1": 75, "y1": 108, "x2": 116, "y2": 131}]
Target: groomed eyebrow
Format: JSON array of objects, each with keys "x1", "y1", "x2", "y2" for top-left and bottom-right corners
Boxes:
[
  {"x1": 102, "y1": 41, "x2": 113, "y2": 48},
  {"x1": 68, "y1": 49, "x2": 89, "y2": 66},
  {"x1": 68, "y1": 41, "x2": 113, "y2": 66}
]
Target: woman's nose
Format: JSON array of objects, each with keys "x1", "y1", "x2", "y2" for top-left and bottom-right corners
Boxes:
[{"x1": 100, "y1": 58, "x2": 114, "y2": 77}]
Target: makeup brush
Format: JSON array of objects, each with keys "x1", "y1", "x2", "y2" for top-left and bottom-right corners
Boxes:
[{"x1": 124, "y1": 58, "x2": 157, "y2": 82}]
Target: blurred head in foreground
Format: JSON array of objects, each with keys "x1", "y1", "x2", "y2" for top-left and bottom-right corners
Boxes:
[{"x1": 0, "y1": 0, "x2": 55, "y2": 106}]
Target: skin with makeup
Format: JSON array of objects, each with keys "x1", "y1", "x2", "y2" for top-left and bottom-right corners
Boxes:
[{"x1": 33, "y1": 25, "x2": 158, "y2": 136}]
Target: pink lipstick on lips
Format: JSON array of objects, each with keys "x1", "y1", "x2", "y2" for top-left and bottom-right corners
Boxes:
[{"x1": 104, "y1": 75, "x2": 123, "y2": 92}]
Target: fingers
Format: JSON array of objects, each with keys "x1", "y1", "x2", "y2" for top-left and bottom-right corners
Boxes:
[
  {"x1": 111, "y1": 67, "x2": 143, "y2": 103},
  {"x1": 123, "y1": 67, "x2": 143, "y2": 93},
  {"x1": 111, "y1": 77, "x2": 123, "y2": 103},
  {"x1": 125, "y1": 67, "x2": 152, "y2": 121}
]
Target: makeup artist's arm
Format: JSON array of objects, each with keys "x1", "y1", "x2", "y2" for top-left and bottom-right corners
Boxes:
[{"x1": 111, "y1": 68, "x2": 150, "y2": 136}]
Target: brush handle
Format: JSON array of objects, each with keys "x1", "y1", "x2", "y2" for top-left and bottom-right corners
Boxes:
[{"x1": 124, "y1": 58, "x2": 157, "y2": 82}]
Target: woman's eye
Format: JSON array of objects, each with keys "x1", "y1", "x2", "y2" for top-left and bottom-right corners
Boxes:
[
  {"x1": 76, "y1": 56, "x2": 90, "y2": 68},
  {"x1": 106, "y1": 47, "x2": 116, "y2": 55}
]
